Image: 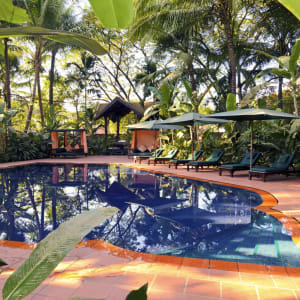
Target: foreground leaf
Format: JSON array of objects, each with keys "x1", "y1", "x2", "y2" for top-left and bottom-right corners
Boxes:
[
  {"x1": 278, "y1": 0, "x2": 300, "y2": 20},
  {"x1": 0, "y1": 259, "x2": 7, "y2": 266},
  {"x1": 125, "y1": 283, "x2": 148, "y2": 300},
  {"x1": 88, "y1": 0, "x2": 133, "y2": 29},
  {"x1": 0, "y1": 0, "x2": 30, "y2": 24},
  {"x1": 2, "y1": 206, "x2": 118, "y2": 300},
  {"x1": 0, "y1": 26, "x2": 106, "y2": 56}
]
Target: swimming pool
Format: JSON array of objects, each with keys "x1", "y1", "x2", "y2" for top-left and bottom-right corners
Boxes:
[{"x1": 0, "y1": 163, "x2": 299, "y2": 268}]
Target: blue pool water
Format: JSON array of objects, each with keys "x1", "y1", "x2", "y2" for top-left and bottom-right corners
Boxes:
[{"x1": 0, "y1": 163, "x2": 300, "y2": 267}]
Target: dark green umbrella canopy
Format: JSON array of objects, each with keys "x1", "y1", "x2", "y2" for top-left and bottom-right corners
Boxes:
[
  {"x1": 208, "y1": 108, "x2": 300, "y2": 170},
  {"x1": 160, "y1": 112, "x2": 228, "y2": 160},
  {"x1": 160, "y1": 112, "x2": 228, "y2": 126},
  {"x1": 127, "y1": 120, "x2": 183, "y2": 130},
  {"x1": 208, "y1": 108, "x2": 300, "y2": 121}
]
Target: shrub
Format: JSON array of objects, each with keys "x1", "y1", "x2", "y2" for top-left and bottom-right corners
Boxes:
[{"x1": 0, "y1": 131, "x2": 50, "y2": 162}]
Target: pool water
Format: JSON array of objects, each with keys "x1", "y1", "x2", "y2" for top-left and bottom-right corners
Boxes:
[{"x1": 0, "y1": 163, "x2": 299, "y2": 267}]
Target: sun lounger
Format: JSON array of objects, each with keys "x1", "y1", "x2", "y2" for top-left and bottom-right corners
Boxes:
[
  {"x1": 218, "y1": 152, "x2": 261, "y2": 177},
  {"x1": 168, "y1": 150, "x2": 203, "y2": 169},
  {"x1": 134, "y1": 149, "x2": 163, "y2": 163},
  {"x1": 187, "y1": 150, "x2": 224, "y2": 171},
  {"x1": 148, "y1": 149, "x2": 179, "y2": 165},
  {"x1": 248, "y1": 153, "x2": 295, "y2": 181}
]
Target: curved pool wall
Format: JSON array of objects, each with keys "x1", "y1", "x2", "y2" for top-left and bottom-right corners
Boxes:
[{"x1": 0, "y1": 163, "x2": 299, "y2": 268}]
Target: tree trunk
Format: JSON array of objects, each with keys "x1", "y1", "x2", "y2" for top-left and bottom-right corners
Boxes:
[
  {"x1": 187, "y1": 60, "x2": 197, "y2": 92},
  {"x1": 49, "y1": 49, "x2": 57, "y2": 106},
  {"x1": 278, "y1": 77, "x2": 283, "y2": 109},
  {"x1": 24, "y1": 40, "x2": 41, "y2": 133},
  {"x1": 219, "y1": 0, "x2": 237, "y2": 95},
  {"x1": 237, "y1": 68, "x2": 243, "y2": 104},
  {"x1": 4, "y1": 38, "x2": 11, "y2": 110},
  {"x1": 37, "y1": 70, "x2": 44, "y2": 126},
  {"x1": 292, "y1": 84, "x2": 299, "y2": 116}
]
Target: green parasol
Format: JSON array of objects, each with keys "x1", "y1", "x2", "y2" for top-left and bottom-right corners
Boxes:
[
  {"x1": 208, "y1": 108, "x2": 300, "y2": 169},
  {"x1": 160, "y1": 112, "x2": 228, "y2": 159}
]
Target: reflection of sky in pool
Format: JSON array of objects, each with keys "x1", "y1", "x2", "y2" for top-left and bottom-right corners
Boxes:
[{"x1": 0, "y1": 164, "x2": 300, "y2": 267}]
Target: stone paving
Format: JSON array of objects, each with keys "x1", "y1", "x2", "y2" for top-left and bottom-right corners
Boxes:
[{"x1": 0, "y1": 155, "x2": 300, "y2": 300}]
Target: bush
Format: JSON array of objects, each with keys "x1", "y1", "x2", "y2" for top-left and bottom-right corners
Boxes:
[{"x1": 0, "y1": 131, "x2": 50, "y2": 162}]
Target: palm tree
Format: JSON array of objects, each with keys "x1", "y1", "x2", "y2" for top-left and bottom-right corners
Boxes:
[
  {"x1": 19, "y1": 0, "x2": 68, "y2": 131},
  {"x1": 66, "y1": 52, "x2": 98, "y2": 128},
  {"x1": 47, "y1": 9, "x2": 77, "y2": 107},
  {"x1": 255, "y1": 39, "x2": 300, "y2": 116},
  {"x1": 0, "y1": 0, "x2": 105, "y2": 132},
  {"x1": 254, "y1": 1, "x2": 300, "y2": 108},
  {"x1": 131, "y1": 0, "x2": 257, "y2": 96}
]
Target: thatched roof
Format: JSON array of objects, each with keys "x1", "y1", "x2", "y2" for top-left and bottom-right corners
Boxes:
[{"x1": 94, "y1": 97, "x2": 150, "y2": 122}]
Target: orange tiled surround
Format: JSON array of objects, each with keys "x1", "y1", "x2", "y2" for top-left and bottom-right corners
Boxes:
[{"x1": 0, "y1": 155, "x2": 300, "y2": 300}]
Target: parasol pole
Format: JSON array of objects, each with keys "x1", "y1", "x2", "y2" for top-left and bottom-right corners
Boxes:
[
  {"x1": 192, "y1": 125, "x2": 195, "y2": 160},
  {"x1": 250, "y1": 120, "x2": 253, "y2": 171},
  {"x1": 154, "y1": 130, "x2": 158, "y2": 159}
]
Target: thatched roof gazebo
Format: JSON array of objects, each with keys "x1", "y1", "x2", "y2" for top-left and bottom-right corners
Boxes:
[{"x1": 93, "y1": 97, "x2": 145, "y2": 139}]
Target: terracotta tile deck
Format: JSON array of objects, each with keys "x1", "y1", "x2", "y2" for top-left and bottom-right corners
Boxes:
[{"x1": 0, "y1": 155, "x2": 300, "y2": 300}]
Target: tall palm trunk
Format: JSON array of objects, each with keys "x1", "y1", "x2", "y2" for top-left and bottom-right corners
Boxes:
[
  {"x1": 4, "y1": 38, "x2": 11, "y2": 110},
  {"x1": 218, "y1": 0, "x2": 237, "y2": 95},
  {"x1": 49, "y1": 48, "x2": 57, "y2": 106},
  {"x1": 292, "y1": 84, "x2": 299, "y2": 116},
  {"x1": 37, "y1": 70, "x2": 44, "y2": 126},
  {"x1": 25, "y1": 39, "x2": 41, "y2": 133},
  {"x1": 278, "y1": 76, "x2": 283, "y2": 109},
  {"x1": 277, "y1": 61, "x2": 284, "y2": 109}
]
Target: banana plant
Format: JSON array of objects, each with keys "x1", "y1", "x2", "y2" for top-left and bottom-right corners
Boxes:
[
  {"x1": 278, "y1": 0, "x2": 300, "y2": 20},
  {"x1": 142, "y1": 80, "x2": 178, "y2": 121},
  {"x1": 254, "y1": 39, "x2": 300, "y2": 116},
  {"x1": 88, "y1": 0, "x2": 133, "y2": 29}
]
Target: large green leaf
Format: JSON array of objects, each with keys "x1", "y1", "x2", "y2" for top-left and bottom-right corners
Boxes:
[
  {"x1": 0, "y1": 259, "x2": 7, "y2": 266},
  {"x1": 2, "y1": 206, "x2": 118, "y2": 300},
  {"x1": 289, "y1": 39, "x2": 300, "y2": 75},
  {"x1": 246, "y1": 48, "x2": 285, "y2": 69},
  {"x1": 226, "y1": 93, "x2": 236, "y2": 111},
  {"x1": 278, "y1": 0, "x2": 300, "y2": 20},
  {"x1": 0, "y1": 26, "x2": 106, "y2": 56},
  {"x1": 88, "y1": 0, "x2": 133, "y2": 29},
  {"x1": 240, "y1": 82, "x2": 271, "y2": 108},
  {"x1": 126, "y1": 283, "x2": 148, "y2": 300},
  {"x1": 257, "y1": 68, "x2": 291, "y2": 79},
  {"x1": 0, "y1": 0, "x2": 30, "y2": 24},
  {"x1": 159, "y1": 81, "x2": 171, "y2": 106},
  {"x1": 181, "y1": 78, "x2": 193, "y2": 101}
]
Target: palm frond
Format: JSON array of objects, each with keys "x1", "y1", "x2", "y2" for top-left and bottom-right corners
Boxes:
[{"x1": 2, "y1": 206, "x2": 118, "y2": 300}]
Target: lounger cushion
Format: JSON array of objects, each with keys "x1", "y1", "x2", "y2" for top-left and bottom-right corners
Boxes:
[
  {"x1": 219, "y1": 163, "x2": 249, "y2": 170},
  {"x1": 250, "y1": 166, "x2": 286, "y2": 173},
  {"x1": 189, "y1": 150, "x2": 224, "y2": 166},
  {"x1": 220, "y1": 152, "x2": 261, "y2": 170},
  {"x1": 250, "y1": 153, "x2": 295, "y2": 173},
  {"x1": 170, "y1": 150, "x2": 203, "y2": 164},
  {"x1": 138, "y1": 145, "x2": 147, "y2": 152}
]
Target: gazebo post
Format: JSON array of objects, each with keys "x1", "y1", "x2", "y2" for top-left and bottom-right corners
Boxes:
[
  {"x1": 116, "y1": 115, "x2": 120, "y2": 141},
  {"x1": 104, "y1": 116, "x2": 108, "y2": 150}
]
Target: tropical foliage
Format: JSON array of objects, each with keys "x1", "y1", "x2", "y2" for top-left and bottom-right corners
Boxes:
[
  {"x1": 0, "y1": 1, "x2": 300, "y2": 299},
  {"x1": 2, "y1": 206, "x2": 118, "y2": 299}
]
